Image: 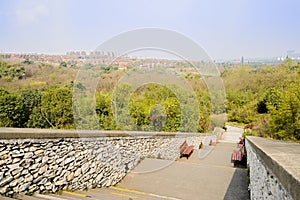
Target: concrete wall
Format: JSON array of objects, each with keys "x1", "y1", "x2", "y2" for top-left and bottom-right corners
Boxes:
[
  {"x1": 0, "y1": 128, "x2": 203, "y2": 196},
  {"x1": 246, "y1": 136, "x2": 300, "y2": 200}
]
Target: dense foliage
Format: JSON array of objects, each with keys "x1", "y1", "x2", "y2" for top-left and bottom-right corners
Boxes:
[
  {"x1": 94, "y1": 79, "x2": 212, "y2": 132},
  {"x1": 0, "y1": 61, "x2": 25, "y2": 81},
  {"x1": 0, "y1": 59, "x2": 299, "y2": 141},
  {"x1": 223, "y1": 58, "x2": 300, "y2": 141},
  {"x1": 0, "y1": 86, "x2": 74, "y2": 129}
]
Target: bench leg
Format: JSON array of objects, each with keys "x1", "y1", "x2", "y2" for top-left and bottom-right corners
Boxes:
[{"x1": 234, "y1": 160, "x2": 237, "y2": 167}]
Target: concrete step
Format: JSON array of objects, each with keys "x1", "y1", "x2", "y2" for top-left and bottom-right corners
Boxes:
[
  {"x1": 33, "y1": 193, "x2": 67, "y2": 200},
  {"x1": 83, "y1": 187, "x2": 162, "y2": 200},
  {"x1": 0, "y1": 196, "x2": 15, "y2": 200},
  {"x1": 14, "y1": 194, "x2": 41, "y2": 200},
  {"x1": 60, "y1": 191, "x2": 101, "y2": 200},
  {"x1": 1, "y1": 194, "x2": 50, "y2": 200},
  {"x1": 47, "y1": 194, "x2": 76, "y2": 200},
  {"x1": 69, "y1": 188, "x2": 126, "y2": 200}
]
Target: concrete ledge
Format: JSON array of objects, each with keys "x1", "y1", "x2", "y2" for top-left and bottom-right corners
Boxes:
[
  {"x1": 0, "y1": 127, "x2": 203, "y2": 139},
  {"x1": 246, "y1": 136, "x2": 300, "y2": 200}
]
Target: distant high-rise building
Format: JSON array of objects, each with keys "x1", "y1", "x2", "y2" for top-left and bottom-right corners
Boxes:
[{"x1": 286, "y1": 50, "x2": 300, "y2": 61}]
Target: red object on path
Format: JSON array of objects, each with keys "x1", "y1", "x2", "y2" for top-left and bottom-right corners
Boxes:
[{"x1": 209, "y1": 139, "x2": 216, "y2": 146}]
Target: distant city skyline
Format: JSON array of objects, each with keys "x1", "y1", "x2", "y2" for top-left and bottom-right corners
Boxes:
[{"x1": 0, "y1": 0, "x2": 300, "y2": 60}]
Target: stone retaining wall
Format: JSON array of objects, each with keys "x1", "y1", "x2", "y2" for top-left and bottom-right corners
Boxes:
[
  {"x1": 0, "y1": 133, "x2": 203, "y2": 196},
  {"x1": 246, "y1": 136, "x2": 299, "y2": 200}
]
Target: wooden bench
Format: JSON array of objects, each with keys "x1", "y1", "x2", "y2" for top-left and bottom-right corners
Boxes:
[
  {"x1": 231, "y1": 149, "x2": 243, "y2": 162},
  {"x1": 231, "y1": 137, "x2": 246, "y2": 167},
  {"x1": 179, "y1": 141, "x2": 194, "y2": 159}
]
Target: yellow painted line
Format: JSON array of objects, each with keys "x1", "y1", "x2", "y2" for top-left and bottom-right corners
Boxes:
[
  {"x1": 111, "y1": 192, "x2": 139, "y2": 199},
  {"x1": 110, "y1": 186, "x2": 148, "y2": 195},
  {"x1": 63, "y1": 191, "x2": 87, "y2": 197}
]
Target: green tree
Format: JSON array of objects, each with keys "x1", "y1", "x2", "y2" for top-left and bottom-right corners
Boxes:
[
  {"x1": 29, "y1": 87, "x2": 74, "y2": 129},
  {"x1": 149, "y1": 104, "x2": 166, "y2": 131},
  {"x1": 96, "y1": 92, "x2": 116, "y2": 130},
  {"x1": 129, "y1": 100, "x2": 151, "y2": 130},
  {"x1": 0, "y1": 88, "x2": 42, "y2": 128},
  {"x1": 161, "y1": 97, "x2": 181, "y2": 132},
  {"x1": 60, "y1": 61, "x2": 67, "y2": 68},
  {"x1": 0, "y1": 61, "x2": 25, "y2": 80},
  {"x1": 27, "y1": 107, "x2": 51, "y2": 128},
  {"x1": 23, "y1": 58, "x2": 33, "y2": 65},
  {"x1": 257, "y1": 88, "x2": 282, "y2": 113},
  {"x1": 0, "y1": 89, "x2": 24, "y2": 127},
  {"x1": 112, "y1": 83, "x2": 133, "y2": 130},
  {"x1": 269, "y1": 84, "x2": 300, "y2": 140},
  {"x1": 19, "y1": 89, "x2": 42, "y2": 126}
]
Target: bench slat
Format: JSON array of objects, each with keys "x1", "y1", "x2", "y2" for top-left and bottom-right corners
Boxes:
[
  {"x1": 179, "y1": 140, "x2": 194, "y2": 158},
  {"x1": 183, "y1": 145, "x2": 194, "y2": 155},
  {"x1": 179, "y1": 141, "x2": 188, "y2": 153},
  {"x1": 232, "y1": 149, "x2": 242, "y2": 161}
]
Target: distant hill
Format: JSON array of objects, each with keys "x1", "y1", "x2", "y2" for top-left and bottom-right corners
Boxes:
[{"x1": 0, "y1": 60, "x2": 77, "y2": 91}]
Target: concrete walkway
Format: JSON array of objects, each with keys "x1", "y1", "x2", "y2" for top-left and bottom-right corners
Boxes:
[
  {"x1": 108, "y1": 126, "x2": 249, "y2": 200},
  {"x1": 56, "y1": 127, "x2": 249, "y2": 200},
  {"x1": 46, "y1": 141, "x2": 249, "y2": 200},
  {"x1": 220, "y1": 125, "x2": 244, "y2": 142},
  {"x1": 114, "y1": 142, "x2": 249, "y2": 200}
]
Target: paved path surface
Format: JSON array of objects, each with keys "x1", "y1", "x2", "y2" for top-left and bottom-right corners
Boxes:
[
  {"x1": 114, "y1": 143, "x2": 249, "y2": 200},
  {"x1": 4, "y1": 126, "x2": 249, "y2": 200},
  {"x1": 55, "y1": 126, "x2": 248, "y2": 200},
  {"x1": 220, "y1": 125, "x2": 243, "y2": 143}
]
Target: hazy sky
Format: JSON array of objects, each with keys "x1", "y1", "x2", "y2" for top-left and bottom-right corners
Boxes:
[{"x1": 0, "y1": 0, "x2": 299, "y2": 59}]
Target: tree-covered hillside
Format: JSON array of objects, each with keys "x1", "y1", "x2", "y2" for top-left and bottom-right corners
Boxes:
[
  {"x1": 223, "y1": 58, "x2": 300, "y2": 141},
  {"x1": 0, "y1": 59, "x2": 299, "y2": 141}
]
